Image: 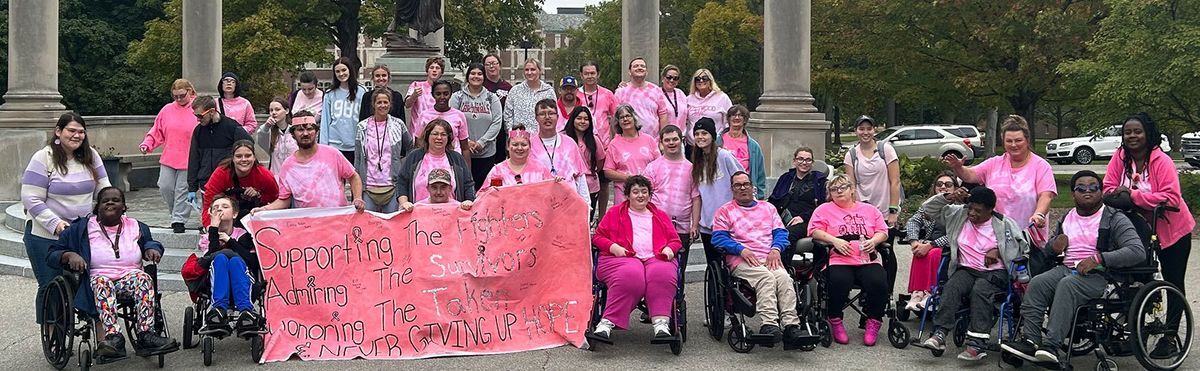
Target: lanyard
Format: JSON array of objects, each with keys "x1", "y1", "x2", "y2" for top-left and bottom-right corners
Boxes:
[
  {"x1": 664, "y1": 89, "x2": 678, "y2": 117},
  {"x1": 372, "y1": 118, "x2": 388, "y2": 172},
  {"x1": 541, "y1": 135, "x2": 559, "y2": 176},
  {"x1": 99, "y1": 219, "x2": 124, "y2": 259}
]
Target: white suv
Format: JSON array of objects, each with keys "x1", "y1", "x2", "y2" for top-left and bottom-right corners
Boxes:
[
  {"x1": 842, "y1": 125, "x2": 985, "y2": 162},
  {"x1": 1046, "y1": 125, "x2": 1171, "y2": 165},
  {"x1": 1182, "y1": 132, "x2": 1200, "y2": 168}
]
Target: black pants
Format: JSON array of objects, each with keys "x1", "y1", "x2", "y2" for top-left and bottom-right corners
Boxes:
[
  {"x1": 933, "y1": 268, "x2": 1006, "y2": 335},
  {"x1": 470, "y1": 155, "x2": 498, "y2": 189},
  {"x1": 826, "y1": 264, "x2": 889, "y2": 320},
  {"x1": 700, "y1": 232, "x2": 721, "y2": 267},
  {"x1": 883, "y1": 228, "x2": 901, "y2": 292},
  {"x1": 339, "y1": 150, "x2": 355, "y2": 165},
  {"x1": 1161, "y1": 234, "x2": 1192, "y2": 329},
  {"x1": 589, "y1": 192, "x2": 600, "y2": 224}
]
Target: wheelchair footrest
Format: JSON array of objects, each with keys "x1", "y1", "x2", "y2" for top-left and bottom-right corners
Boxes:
[
  {"x1": 585, "y1": 333, "x2": 613, "y2": 346},
  {"x1": 94, "y1": 354, "x2": 129, "y2": 365},
  {"x1": 748, "y1": 333, "x2": 779, "y2": 345},
  {"x1": 649, "y1": 334, "x2": 681, "y2": 345}
]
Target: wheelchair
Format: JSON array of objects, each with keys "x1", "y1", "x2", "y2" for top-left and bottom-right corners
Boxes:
[
  {"x1": 703, "y1": 238, "x2": 827, "y2": 353},
  {"x1": 802, "y1": 238, "x2": 912, "y2": 349},
  {"x1": 584, "y1": 245, "x2": 689, "y2": 355},
  {"x1": 1000, "y1": 204, "x2": 1193, "y2": 371},
  {"x1": 41, "y1": 264, "x2": 175, "y2": 370},
  {"x1": 181, "y1": 263, "x2": 268, "y2": 366},
  {"x1": 906, "y1": 252, "x2": 1025, "y2": 357}
]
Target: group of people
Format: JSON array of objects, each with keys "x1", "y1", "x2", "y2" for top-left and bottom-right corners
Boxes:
[{"x1": 18, "y1": 52, "x2": 1192, "y2": 366}]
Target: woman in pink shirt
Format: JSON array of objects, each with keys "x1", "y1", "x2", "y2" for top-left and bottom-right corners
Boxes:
[
  {"x1": 590, "y1": 175, "x2": 682, "y2": 343},
  {"x1": 480, "y1": 125, "x2": 552, "y2": 192},
  {"x1": 140, "y1": 78, "x2": 200, "y2": 234},
  {"x1": 808, "y1": 174, "x2": 890, "y2": 346},
  {"x1": 659, "y1": 65, "x2": 689, "y2": 133},
  {"x1": 604, "y1": 104, "x2": 661, "y2": 205},
  {"x1": 563, "y1": 106, "x2": 608, "y2": 221},
  {"x1": 415, "y1": 80, "x2": 471, "y2": 161},
  {"x1": 1103, "y1": 113, "x2": 1193, "y2": 354},
  {"x1": 717, "y1": 105, "x2": 767, "y2": 199},
  {"x1": 685, "y1": 69, "x2": 732, "y2": 143},
  {"x1": 215, "y1": 72, "x2": 257, "y2": 133}
]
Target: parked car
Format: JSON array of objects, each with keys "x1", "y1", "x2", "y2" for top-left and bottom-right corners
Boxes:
[
  {"x1": 841, "y1": 125, "x2": 985, "y2": 163},
  {"x1": 1045, "y1": 124, "x2": 1171, "y2": 165},
  {"x1": 1182, "y1": 132, "x2": 1200, "y2": 169}
]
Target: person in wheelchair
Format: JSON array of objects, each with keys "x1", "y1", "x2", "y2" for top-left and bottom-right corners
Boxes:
[
  {"x1": 901, "y1": 171, "x2": 958, "y2": 311},
  {"x1": 918, "y1": 186, "x2": 1028, "y2": 361},
  {"x1": 195, "y1": 195, "x2": 261, "y2": 337},
  {"x1": 590, "y1": 175, "x2": 683, "y2": 342},
  {"x1": 767, "y1": 146, "x2": 827, "y2": 263},
  {"x1": 712, "y1": 171, "x2": 803, "y2": 345},
  {"x1": 46, "y1": 186, "x2": 179, "y2": 359},
  {"x1": 808, "y1": 174, "x2": 891, "y2": 346},
  {"x1": 1001, "y1": 171, "x2": 1146, "y2": 365}
]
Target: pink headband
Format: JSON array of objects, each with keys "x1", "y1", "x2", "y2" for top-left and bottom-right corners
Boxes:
[
  {"x1": 508, "y1": 130, "x2": 531, "y2": 141},
  {"x1": 291, "y1": 116, "x2": 316, "y2": 125}
]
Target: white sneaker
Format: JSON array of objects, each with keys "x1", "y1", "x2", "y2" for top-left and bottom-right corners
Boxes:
[
  {"x1": 652, "y1": 318, "x2": 672, "y2": 338},
  {"x1": 593, "y1": 319, "x2": 614, "y2": 339}
]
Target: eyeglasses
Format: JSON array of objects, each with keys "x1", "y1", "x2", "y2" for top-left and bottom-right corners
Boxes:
[
  {"x1": 733, "y1": 183, "x2": 754, "y2": 190},
  {"x1": 830, "y1": 184, "x2": 851, "y2": 193},
  {"x1": 172, "y1": 93, "x2": 189, "y2": 100},
  {"x1": 1073, "y1": 184, "x2": 1102, "y2": 193},
  {"x1": 664, "y1": 75, "x2": 680, "y2": 81},
  {"x1": 485, "y1": 61, "x2": 500, "y2": 67},
  {"x1": 794, "y1": 157, "x2": 814, "y2": 163},
  {"x1": 935, "y1": 181, "x2": 956, "y2": 188},
  {"x1": 694, "y1": 76, "x2": 711, "y2": 83},
  {"x1": 537, "y1": 111, "x2": 557, "y2": 118},
  {"x1": 222, "y1": 78, "x2": 235, "y2": 83}
]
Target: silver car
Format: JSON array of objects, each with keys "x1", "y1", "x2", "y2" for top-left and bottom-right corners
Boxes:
[{"x1": 842, "y1": 125, "x2": 985, "y2": 162}]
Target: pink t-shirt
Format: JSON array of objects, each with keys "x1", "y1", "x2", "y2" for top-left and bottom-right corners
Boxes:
[
  {"x1": 413, "y1": 153, "x2": 456, "y2": 203},
  {"x1": 643, "y1": 156, "x2": 698, "y2": 233},
  {"x1": 220, "y1": 97, "x2": 258, "y2": 133},
  {"x1": 529, "y1": 133, "x2": 588, "y2": 179},
  {"x1": 87, "y1": 216, "x2": 145, "y2": 280},
  {"x1": 481, "y1": 159, "x2": 552, "y2": 190},
  {"x1": 582, "y1": 86, "x2": 618, "y2": 140},
  {"x1": 843, "y1": 143, "x2": 900, "y2": 214},
  {"x1": 713, "y1": 201, "x2": 786, "y2": 269},
  {"x1": 196, "y1": 227, "x2": 249, "y2": 254},
  {"x1": 808, "y1": 202, "x2": 890, "y2": 266},
  {"x1": 686, "y1": 91, "x2": 733, "y2": 142},
  {"x1": 1062, "y1": 207, "x2": 1103, "y2": 269},
  {"x1": 415, "y1": 108, "x2": 470, "y2": 151},
  {"x1": 973, "y1": 153, "x2": 1057, "y2": 234},
  {"x1": 291, "y1": 90, "x2": 324, "y2": 117},
  {"x1": 363, "y1": 118, "x2": 393, "y2": 187},
  {"x1": 630, "y1": 208, "x2": 656, "y2": 260},
  {"x1": 957, "y1": 220, "x2": 1002, "y2": 271},
  {"x1": 604, "y1": 133, "x2": 661, "y2": 204},
  {"x1": 722, "y1": 133, "x2": 751, "y2": 172},
  {"x1": 277, "y1": 144, "x2": 355, "y2": 208},
  {"x1": 662, "y1": 87, "x2": 689, "y2": 132},
  {"x1": 406, "y1": 81, "x2": 435, "y2": 118},
  {"x1": 614, "y1": 83, "x2": 669, "y2": 139},
  {"x1": 142, "y1": 101, "x2": 199, "y2": 170},
  {"x1": 575, "y1": 138, "x2": 606, "y2": 193}
]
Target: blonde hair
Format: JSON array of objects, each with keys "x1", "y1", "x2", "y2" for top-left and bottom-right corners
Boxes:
[
  {"x1": 171, "y1": 78, "x2": 195, "y2": 93},
  {"x1": 689, "y1": 69, "x2": 723, "y2": 95},
  {"x1": 826, "y1": 174, "x2": 855, "y2": 201}
]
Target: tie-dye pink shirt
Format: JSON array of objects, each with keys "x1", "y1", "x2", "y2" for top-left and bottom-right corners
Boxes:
[
  {"x1": 604, "y1": 133, "x2": 661, "y2": 204},
  {"x1": 957, "y1": 220, "x2": 1002, "y2": 271},
  {"x1": 614, "y1": 83, "x2": 669, "y2": 139},
  {"x1": 643, "y1": 156, "x2": 698, "y2": 233},
  {"x1": 277, "y1": 144, "x2": 355, "y2": 208},
  {"x1": 973, "y1": 153, "x2": 1057, "y2": 235},
  {"x1": 713, "y1": 201, "x2": 786, "y2": 269},
  {"x1": 1062, "y1": 207, "x2": 1103, "y2": 269},
  {"x1": 415, "y1": 108, "x2": 470, "y2": 151}
]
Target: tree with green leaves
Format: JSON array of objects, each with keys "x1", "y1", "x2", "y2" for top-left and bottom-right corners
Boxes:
[
  {"x1": 445, "y1": 0, "x2": 543, "y2": 68},
  {"x1": 687, "y1": 0, "x2": 763, "y2": 107},
  {"x1": 551, "y1": 1, "x2": 622, "y2": 88}
]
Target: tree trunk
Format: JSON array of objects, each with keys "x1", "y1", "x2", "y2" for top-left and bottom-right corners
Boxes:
[{"x1": 333, "y1": 0, "x2": 362, "y2": 69}]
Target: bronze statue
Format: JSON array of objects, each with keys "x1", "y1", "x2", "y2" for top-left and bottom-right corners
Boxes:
[{"x1": 385, "y1": 0, "x2": 444, "y2": 48}]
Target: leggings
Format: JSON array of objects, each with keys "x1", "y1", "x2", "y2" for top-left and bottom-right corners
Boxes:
[
  {"x1": 825, "y1": 264, "x2": 889, "y2": 320},
  {"x1": 1160, "y1": 235, "x2": 1191, "y2": 329},
  {"x1": 91, "y1": 270, "x2": 155, "y2": 336}
]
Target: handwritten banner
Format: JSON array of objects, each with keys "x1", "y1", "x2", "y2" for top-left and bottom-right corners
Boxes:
[{"x1": 243, "y1": 181, "x2": 593, "y2": 362}]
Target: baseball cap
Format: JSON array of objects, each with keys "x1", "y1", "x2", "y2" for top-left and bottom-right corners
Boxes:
[
  {"x1": 560, "y1": 75, "x2": 578, "y2": 88},
  {"x1": 428, "y1": 168, "x2": 453, "y2": 186}
]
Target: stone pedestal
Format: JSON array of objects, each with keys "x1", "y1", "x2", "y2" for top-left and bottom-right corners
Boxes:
[
  {"x1": 0, "y1": 0, "x2": 65, "y2": 202},
  {"x1": 376, "y1": 47, "x2": 445, "y2": 90},
  {"x1": 182, "y1": 0, "x2": 222, "y2": 97},
  {"x1": 749, "y1": 0, "x2": 829, "y2": 183},
  {"x1": 622, "y1": 0, "x2": 659, "y2": 76}
]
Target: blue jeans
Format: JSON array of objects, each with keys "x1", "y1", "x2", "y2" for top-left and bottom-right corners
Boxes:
[
  {"x1": 25, "y1": 221, "x2": 61, "y2": 324},
  {"x1": 209, "y1": 252, "x2": 254, "y2": 311}
]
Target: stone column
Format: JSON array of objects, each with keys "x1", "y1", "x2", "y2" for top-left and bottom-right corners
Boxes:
[
  {"x1": 749, "y1": 0, "x2": 830, "y2": 182},
  {"x1": 182, "y1": 0, "x2": 222, "y2": 97},
  {"x1": 0, "y1": 0, "x2": 65, "y2": 115},
  {"x1": 622, "y1": 0, "x2": 659, "y2": 77}
]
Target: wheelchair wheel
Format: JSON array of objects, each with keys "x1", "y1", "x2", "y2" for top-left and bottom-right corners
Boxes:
[
  {"x1": 1096, "y1": 357, "x2": 1118, "y2": 371},
  {"x1": 1129, "y1": 280, "x2": 1192, "y2": 371},
  {"x1": 676, "y1": 299, "x2": 688, "y2": 343},
  {"x1": 202, "y1": 337, "x2": 214, "y2": 366},
  {"x1": 1070, "y1": 329, "x2": 1098, "y2": 356},
  {"x1": 818, "y1": 320, "x2": 832, "y2": 348},
  {"x1": 250, "y1": 335, "x2": 264, "y2": 363},
  {"x1": 888, "y1": 321, "x2": 909, "y2": 349},
  {"x1": 953, "y1": 318, "x2": 968, "y2": 347},
  {"x1": 41, "y1": 276, "x2": 75, "y2": 370},
  {"x1": 182, "y1": 306, "x2": 195, "y2": 349},
  {"x1": 79, "y1": 347, "x2": 91, "y2": 371},
  {"x1": 704, "y1": 266, "x2": 725, "y2": 341},
  {"x1": 727, "y1": 326, "x2": 754, "y2": 353},
  {"x1": 669, "y1": 339, "x2": 682, "y2": 356}
]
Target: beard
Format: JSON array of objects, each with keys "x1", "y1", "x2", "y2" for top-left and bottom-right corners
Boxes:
[{"x1": 297, "y1": 139, "x2": 315, "y2": 150}]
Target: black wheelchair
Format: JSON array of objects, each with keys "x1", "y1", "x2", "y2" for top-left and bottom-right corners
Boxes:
[
  {"x1": 181, "y1": 266, "x2": 268, "y2": 366},
  {"x1": 40, "y1": 264, "x2": 175, "y2": 370},
  {"x1": 703, "y1": 238, "x2": 827, "y2": 353},
  {"x1": 907, "y1": 252, "x2": 1025, "y2": 357},
  {"x1": 584, "y1": 245, "x2": 689, "y2": 355},
  {"x1": 1001, "y1": 204, "x2": 1193, "y2": 371}
]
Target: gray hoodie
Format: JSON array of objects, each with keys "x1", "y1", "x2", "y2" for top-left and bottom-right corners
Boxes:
[
  {"x1": 450, "y1": 86, "x2": 503, "y2": 158},
  {"x1": 922, "y1": 193, "x2": 1031, "y2": 276}
]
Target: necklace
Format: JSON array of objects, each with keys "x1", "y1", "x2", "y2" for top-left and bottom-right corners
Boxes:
[{"x1": 99, "y1": 218, "x2": 124, "y2": 259}]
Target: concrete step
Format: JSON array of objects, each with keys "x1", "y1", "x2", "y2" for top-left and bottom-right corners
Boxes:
[{"x1": 6, "y1": 203, "x2": 202, "y2": 248}]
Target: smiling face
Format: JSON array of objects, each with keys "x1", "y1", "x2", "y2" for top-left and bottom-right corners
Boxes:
[
  {"x1": 694, "y1": 129, "x2": 713, "y2": 149},
  {"x1": 484, "y1": 56, "x2": 501, "y2": 78},
  {"x1": 428, "y1": 124, "x2": 449, "y2": 152},
  {"x1": 1122, "y1": 120, "x2": 1147, "y2": 152},
  {"x1": 662, "y1": 69, "x2": 680, "y2": 89},
  {"x1": 432, "y1": 84, "x2": 452, "y2": 106},
  {"x1": 728, "y1": 112, "x2": 746, "y2": 131},
  {"x1": 1072, "y1": 175, "x2": 1103, "y2": 210},
  {"x1": 508, "y1": 136, "x2": 530, "y2": 160},
  {"x1": 628, "y1": 184, "x2": 651, "y2": 210},
  {"x1": 269, "y1": 101, "x2": 287, "y2": 120},
  {"x1": 428, "y1": 182, "x2": 451, "y2": 203},
  {"x1": 95, "y1": 188, "x2": 125, "y2": 224},
  {"x1": 618, "y1": 109, "x2": 636, "y2": 134},
  {"x1": 660, "y1": 131, "x2": 683, "y2": 156},
  {"x1": 55, "y1": 121, "x2": 86, "y2": 152},
  {"x1": 933, "y1": 175, "x2": 956, "y2": 195},
  {"x1": 334, "y1": 63, "x2": 351, "y2": 83},
  {"x1": 573, "y1": 111, "x2": 592, "y2": 133},
  {"x1": 694, "y1": 73, "x2": 712, "y2": 95},
  {"x1": 731, "y1": 173, "x2": 755, "y2": 203},
  {"x1": 629, "y1": 59, "x2": 647, "y2": 80},
  {"x1": 1003, "y1": 130, "x2": 1029, "y2": 157},
  {"x1": 210, "y1": 197, "x2": 235, "y2": 223},
  {"x1": 856, "y1": 122, "x2": 876, "y2": 143},
  {"x1": 793, "y1": 150, "x2": 813, "y2": 173},
  {"x1": 373, "y1": 68, "x2": 390, "y2": 88},
  {"x1": 468, "y1": 68, "x2": 484, "y2": 87},
  {"x1": 374, "y1": 93, "x2": 392, "y2": 116},
  {"x1": 232, "y1": 146, "x2": 256, "y2": 174},
  {"x1": 523, "y1": 62, "x2": 540, "y2": 82}
]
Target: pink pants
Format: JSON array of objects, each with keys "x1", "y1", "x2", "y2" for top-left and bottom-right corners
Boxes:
[
  {"x1": 596, "y1": 255, "x2": 679, "y2": 329},
  {"x1": 907, "y1": 247, "x2": 943, "y2": 292}
]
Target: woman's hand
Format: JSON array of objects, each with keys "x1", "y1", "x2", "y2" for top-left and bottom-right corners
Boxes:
[
  {"x1": 942, "y1": 153, "x2": 964, "y2": 169},
  {"x1": 468, "y1": 140, "x2": 483, "y2": 154},
  {"x1": 54, "y1": 221, "x2": 70, "y2": 236},
  {"x1": 661, "y1": 247, "x2": 674, "y2": 261},
  {"x1": 139, "y1": 144, "x2": 150, "y2": 154},
  {"x1": 1030, "y1": 213, "x2": 1047, "y2": 229},
  {"x1": 788, "y1": 216, "x2": 805, "y2": 226},
  {"x1": 243, "y1": 187, "x2": 260, "y2": 198},
  {"x1": 984, "y1": 249, "x2": 1000, "y2": 266},
  {"x1": 911, "y1": 241, "x2": 932, "y2": 258},
  {"x1": 400, "y1": 201, "x2": 415, "y2": 212},
  {"x1": 830, "y1": 238, "x2": 852, "y2": 256},
  {"x1": 352, "y1": 198, "x2": 366, "y2": 212},
  {"x1": 885, "y1": 213, "x2": 898, "y2": 228},
  {"x1": 609, "y1": 244, "x2": 628, "y2": 257},
  {"x1": 460, "y1": 200, "x2": 474, "y2": 210},
  {"x1": 860, "y1": 238, "x2": 878, "y2": 256},
  {"x1": 553, "y1": 176, "x2": 565, "y2": 182},
  {"x1": 63, "y1": 252, "x2": 86, "y2": 271},
  {"x1": 249, "y1": 207, "x2": 264, "y2": 215},
  {"x1": 143, "y1": 249, "x2": 163, "y2": 263}
]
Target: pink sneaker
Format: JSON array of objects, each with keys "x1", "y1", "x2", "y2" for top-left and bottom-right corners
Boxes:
[
  {"x1": 829, "y1": 317, "x2": 849, "y2": 344},
  {"x1": 864, "y1": 319, "x2": 883, "y2": 346}
]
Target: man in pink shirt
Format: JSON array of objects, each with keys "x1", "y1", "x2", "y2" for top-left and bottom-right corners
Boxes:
[
  {"x1": 711, "y1": 171, "x2": 803, "y2": 347},
  {"x1": 642, "y1": 126, "x2": 699, "y2": 246},
  {"x1": 614, "y1": 57, "x2": 669, "y2": 139},
  {"x1": 579, "y1": 62, "x2": 618, "y2": 142},
  {"x1": 252, "y1": 113, "x2": 365, "y2": 213},
  {"x1": 527, "y1": 99, "x2": 591, "y2": 202}
]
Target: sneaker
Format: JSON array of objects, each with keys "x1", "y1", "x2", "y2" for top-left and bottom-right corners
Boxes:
[
  {"x1": 1000, "y1": 337, "x2": 1040, "y2": 362},
  {"x1": 829, "y1": 317, "x2": 849, "y2": 344},
  {"x1": 135, "y1": 331, "x2": 179, "y2": 356},
  {"x1": 922, "y1": 329, "x2": 947, "y2": 351},
  {"x1": 1150, "y1": 334, "x2": 1181, "y2": 359},
  {"x1": 760, "y1": 324, "x2": 784, "y2": 343},
  {"x1": 652, "y1": 318, "x2": 672, "y2": 340},
  {"x1": 784, "y1": 324, "x2": 803, "y2": 344},
  {"x1": 200, "y1": 307, "x2": 230, "y2": 336},
  {"x1": 957, "y1": 344, "x2": 987, "y2": 361},
  {"x1": 236, "y1": 310, "x2": 264, "y2": 337},
  {"x1": 906, "y1": 291, "x2": 928, "y2": 311},
  {"x1": 592, "y1": 319, "x2": 614, "y2": 341},
  {"x1": 863, "y1": 319, "x2": 882, "y2": 346},
  {"x1": 95, "y1": 333, "x2": 127, "y2": 359},
  {"x1": 1035, "y1": 345, "x2": 1061, "y2": 364},
  {"x1": 172, "y1": 222, "x2": 185, "y2": 234}
]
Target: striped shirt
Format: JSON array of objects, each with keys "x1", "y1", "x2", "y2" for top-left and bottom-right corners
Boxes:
[{"x1": 21, "y1": 146, "x2": 110, "y2": 239}]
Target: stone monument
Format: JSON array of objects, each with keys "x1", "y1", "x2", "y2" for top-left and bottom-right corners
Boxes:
[{"x1": 377, "y1": 0, "x2": 451, "y2": 91}]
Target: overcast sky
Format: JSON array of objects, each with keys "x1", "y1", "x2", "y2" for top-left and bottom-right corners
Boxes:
[{"x1": 542, "y1": 0, "x2": 606, "y2": 13}]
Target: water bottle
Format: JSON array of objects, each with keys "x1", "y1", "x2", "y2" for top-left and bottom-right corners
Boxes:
[{"x1": 1014, "y1": 263, "x2": 1031, "y2": 283}]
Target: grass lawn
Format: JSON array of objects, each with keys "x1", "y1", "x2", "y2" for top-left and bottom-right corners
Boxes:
[{"x1": 1051, "y1": 173, "x2": 1077, "y2": 209}]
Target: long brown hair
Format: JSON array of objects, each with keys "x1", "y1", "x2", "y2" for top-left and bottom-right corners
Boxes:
[
  {"x1": 49, "y1": 112, "x2": 99, "y2": 181},
  {"x1": 690, "y1": 131, "x2": 720, "y2": 185},
  {"x1": 218, "y1": 140, "x2": 259, "y2": 172},
  {"x1": 267, "y1": 96, "x2": 290, "y2": 153}
]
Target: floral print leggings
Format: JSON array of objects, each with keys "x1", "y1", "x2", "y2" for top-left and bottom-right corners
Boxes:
[{"x1": 90, "y1": 270, "x2": 155, "y2": 336}]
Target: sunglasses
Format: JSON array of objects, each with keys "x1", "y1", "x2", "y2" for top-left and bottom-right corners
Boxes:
[
  {"x1": 1073, "y1": 184, "x2": 1102, "y2": 193},
  {"x1": 194, "y1": 108, "x2": 213, "y2": 120},
  {"x1": 514, "y1": 174, "x2": 523, "y2": 184},
  {"x1": 694, "y1": 76, "x2": 711, "y2": 82},
  {"x1": 172, "y1": 93, "x2": 189, "y2": 100},
  {"x1": 586, "y1": 94, "x2": 595, "y2": 109},
  {"x1": 664, "y1": 75, "x2": 680, "y2": 81}
]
